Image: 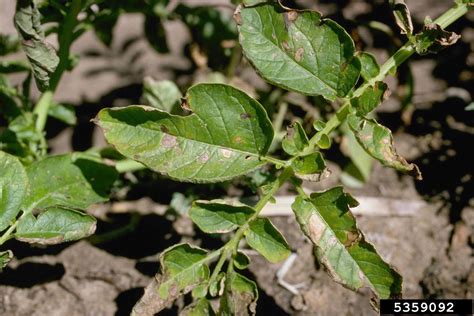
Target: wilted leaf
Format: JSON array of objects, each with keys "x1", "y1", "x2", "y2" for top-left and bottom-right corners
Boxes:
[
  {"x1": 389, "y1": 0, "x2": 413, "y2": 35},
  {"x1": 292, "y1": 152, "x2": 329, "y2": 182},
  {"x1": 245, "y1": 218, "x2": 291, "y2": 263},
  {"x1": 414, "y1": 23, "x2": 461, "y2": 55},
  {"x1": 14, "y1": 0, "x2": 59, "y2": 91},
  {"x1": 0, "y1": 250, "x2": 13, "y2": 270},
  {"x1": 220, "y1": 271, "x2": 258, "y2": 316},
  {"x1": 350, "y1": 81, "x2": 388, "y2": 116},
  {"x1": 348, "y1": 115, "x2": 422, "y2": 179},
  {"x1": 357, "y1": 52, "x2": 380, "y2": 81},
  {"x1": 189, "y1": 200, "x2": 255, "y2": 234},
  {"x1": 143, "y1": 77, "x2": 182, "y2": 112},
  {"x1": 15, "y1": 207, "x2": 96, "y2": 245},
  {"x1": 0, "y1": 151, "x2": 28, "y2": 232},
  {"x1": 97, "y1": 84, "x2": 274, "y2": 183},
  {"x1": 22, "y1": 153, "x2": 118, "y2": 211},
  {"x1": 236, "y1": 3, "x2": 360, "y2": 100},
  {"x1": 292, "y1": 187, "x2": 402, "y2": 299},
  {"x1": 181, "y1": 298, "x2": 215, "y2": 316},
  {"x1": 282, "y1": 122, "x2": 309, "y2": 156},
  {"x1": 132, "y1": 244, "x2": 210, "y2": 316}
]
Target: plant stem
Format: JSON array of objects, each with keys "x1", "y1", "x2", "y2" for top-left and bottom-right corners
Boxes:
[
  {"x1": 33, "y1": 0, "x2": 84, "y2": 134},
  {"x1": 115, "y1": 159, "x2": 147, "y2": 173}
]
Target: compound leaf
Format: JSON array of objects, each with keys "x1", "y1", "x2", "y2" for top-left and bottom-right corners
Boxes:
[
  {"x1": 220, "y1": 271, "x2": 258, "y2": 316},
  {"x1": 189, "y1": 200, "x2": 255, "y2": 234},
  {"x1": 0, "y1": 151, "x2": 28, "y2": 232},
  {"x1": 15, "y1": 207, "x2": 96, "y2": 245},
  {"x1": 14, "y1": 0, "x2": 59, "y2": 91},
  {"x1": 97, "y1": 84, "x2": 274, "y2": 183},
  {"x1": 348, "y1": 115, "x2": 422, "y2": 179},
  {"x1": 351, "y1": 81, "x2": 388, "y2": 116},
  {"x1": 291, "y1": 187, "x2": 402, "y2": 299},
  {"x1": 23, "y1": 153, "x2": 118, "y2": 211},
  {"x1": 143, "y1": 77, "x2": 182, "y2": 112},
  {"x1": 245, "y1": 218, "x2": 290, "y2": 263},
  {"x1": 132, "y1": 244, "x2": 210, "y2": 316},
  {"x1": 236, "y1": 3, "x2": 360, "y2": 100}
]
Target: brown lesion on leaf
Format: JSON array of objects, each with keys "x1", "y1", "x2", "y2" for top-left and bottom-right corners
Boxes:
[
  {"x1": 161, "y1": 134, "x2": 177, "y2": 148},
  {"x1": 181, "y1": 96, "x2": 192, "y2": 112},
  {"x1": 198, "y1": 152, "x2": 210, "y2": 163},
  {"x1": 234, "y1": 136, "x2": 243, "y2": 144},
  {"x1": 233, "y1": 5, "x2": 242, "y2": 26},
  {"x1": 240, "y1": 113, "x2": 252, "y2": 119},
  {"x1": 295, "y1": 47, "x2": 304, "y2": 62},
  {"x1": 344, "y1": 230, "x2": 361, "y2": 248},
  {"x1": 281, "y1": 41, "x2": 291, "y2": 51}
]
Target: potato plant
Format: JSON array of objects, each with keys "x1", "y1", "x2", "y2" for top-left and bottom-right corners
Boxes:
[{"x1": 0, "y1": 0, "x2": 471, "y2": 315}]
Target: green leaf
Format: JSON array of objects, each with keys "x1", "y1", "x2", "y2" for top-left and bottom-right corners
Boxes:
[
  {"x1": 219, "y1": 271, "x2": 258, "y2": 316},
  {"x1": 350, "y1": 81, "x2": 388, "y2": 116},
  {"x1": 189, "y1": 200, "x2": 255, "y2": 234},
  {"x1": 292, "y1": 152, "x2": 329, "y2": 182},
  {"x1": 234, "y1": 251, "x2": 250, "y2": 270},
  {"x1": 348, "y1": 115, "x2": 422, "y2": 179},
  {"x1": 132, "y1": 244, "x2": 210, "y2": 316},
  {"x1": 414, "y1": 23, "x2": 460, "y2": 55},
  {"x1": 236, "y1": 4, "x2": 360, "y2": 100},
  {"x1": 245, "y1": 218, "x2": 291, "y2": 263},
  {"x1": 357, "y1": 52, "x2": 380, "y2": 81},
  {"x1": 389, "y1": 0, "x2": 413, "y2": 35},
  {"x1": 281, "y1": 122, "x2": 309, "y2": 156},
  {"x1": 14, "y1": 0, "x2": 59, "y2": 91},
  {"x1": 0, "y1": 151, "x2": 28, "y2": 232},
  {"x1": 291, "y1": 187, "x2": 402, "y2": 299},
  {"x1": 0, "y1": 34, "x2": 21, "y2": 56},
  {"x1": 0, "y1": 60, "x2": 30, "y2": 73},
  {"x1": 316, "y1": 133, "x2": 331, "y2": 149},
  {"x1": 0, "y1": 250, "x2": 13, "y2": 270},
  {"x1": 23, "y1": 153, "x2": 118, "y2": 211},
  {"x1": 97, "y1": 83, "x2": 274, "y2": 183},
  {"x1": 312, "y1": 119, "x2": 326, "y2": 132},
  {"x1": 242, "y1": 0, "x2": 268, "y2": 6},
  {"x1": 48, "y1": 102, "x2": 77, "y2": 125},
  {"x1": 181, "y1": 298, "x2": 215, "y2": 316},
  {"x1": 15, "y1": 207, "x2": 96, "y2": 245},
  {"x1": 143, "y1": 77, "x2": 182, "y2": 112}
]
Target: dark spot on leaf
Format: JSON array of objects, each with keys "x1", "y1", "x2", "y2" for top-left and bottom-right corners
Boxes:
[
  {"x1": 161, "y1": 134, "x2": 177, "y2": 148},
  {"x1": 282, "y1": 41, "x2": 290, "y2": 51},
  {"x1": 160, "y1": 125, "x2": 169, "y2": 133},
  {"x1": 181, "y1": 97, "x2": 192, "y2": 112},
  {"x1": 233, "y1": 9, "x2": 242, "y2": 25},
  {"x1": 295, "y1": 47, "x2": 304, "y2": 62},
  {"x1": 240, "y1": 113, "x2": 251, "y2": 119},
  {"x1": 133, "y1": 154, "x2": 141, "y2": 160}
]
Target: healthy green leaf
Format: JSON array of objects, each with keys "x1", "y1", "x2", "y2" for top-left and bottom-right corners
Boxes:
[
  {"x1": 132, "y1": 244, "x2": 210, "y2": 316},
  {"x1": 181, "y1": 298, "x2": 215, "y2": 316},
  {"x1": 23, "y1": 153, "x2": 118, "y2": 211},
  {"x1": 189, "y1": 200, "x2": 255, "y2": 234},
  {"x1": 245, "y1": 218, "x2": 291, "y2": 263},
  {"x1": 291, "y1": 187, "x2": 402, "y2": 299},
  {"x1": 348, "y1": 115, "x2": 422, "y2": 179},
  {"x1": 389, "y1": 0, "x2": 413, "y2": 35},
  {"x1": 143, "y1": 77, "x2": 182, "y2": 112},
  {"x1": 312, "y1": 120, "x2": 326, "y2": 132},
  {"x1": 414, "y1": 23, "x2": 460, "y2": 55},
  {"x1": 236, "y1": 3, "x2": 360, "y2": 100},
  {"x1": 14, "y1": 0, "x2": 59, "y2": 91},
  {"x1": 0, "y1": 151, "x2": 28, "y2": 232},
  {"x1": 292, "y1": 152, "x2": 329, "y2": 182},
  {"x1": 97, "y1": 84, "x2": 274, "y2": 183},
  {"x1": 48, "y1": 102, "x2": 77, "y2": 125},
  {"x1": 0, "y1": 250, "x2": 13, "y2": 270},
  {"x1": 234, "y1": 251, "x2": 250, "y2": 270},
  {"x1": 219, "y1": 271, "x2": 258, "y2": 316},
  {"x1": 316, "y1": 133, "x2": 331, "y2": 149},
  {"x1": 281, "y1": 122, "x2": 309, "y2": 156},
  {"x1": 15, "y1": 207, "x2": 96, "y2": 245},
  {"x1": 357, "y1": 52, "x2": 380, "y2": 81},
  {"x1": 350, "y1": 81, "x2": 388, "y2": 116}
]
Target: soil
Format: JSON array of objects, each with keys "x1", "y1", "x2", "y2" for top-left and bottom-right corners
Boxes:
[{"x1": 1, "y1": 0, "x2": 473, "y2": 315}]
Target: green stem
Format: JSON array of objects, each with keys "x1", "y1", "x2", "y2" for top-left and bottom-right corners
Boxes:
[
  {"x1": 33, "y1": 0, "x2": 84, "y2": 134},
  {"x1": 115, "y1": 159, "x2": 147, "y2": 173}
]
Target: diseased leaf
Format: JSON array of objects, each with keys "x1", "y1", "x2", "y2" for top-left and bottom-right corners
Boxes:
[
  {"x1": 414, "y1": 23, "x2": 461, "y2": 55},
  {"x1": 15, "y1": 207, "x2": 96, "y2": 245},
  {"x1": 389, "y1": 0, "x2": 413, "y2": 35},
  {"x1": 220, "y1": 271, "x2": 258, "y2": 316},
  {"x1": 14, "y1": 0, "x2": 59, "y2": 91},
  {"x1": 282, "y1": 122, "x2": 309, "y2": 156},
  {"x1": 245, "y1": 218, "x2": 291, "y2": 263},
  {"x1": 97, "y1": 84, "x2": 274, "y2": 183},
  {"x1": 181, "y1": 298, "x2": 215, "y2": 316},
  {"x1": 234, "y1": 251, "x2": 250, "y2": 270},
  {"x1": 348, "y1": 115, "x2": 422, "y2": 179},
  {"x1": 189, "y1": 200, "x2": 255, "y2": 234},
  {"x1": 0, "y1": 250, "x2": 13, "y2": 270},
  {"x1": 357, "y1": 52, "x2": 380, "y2": 81},
  {"x1": 0, "y1": 151, "x2": 28, "y2": 232},
  {"x1": 23, "y1": 153, "x2": 118, "y2": 211},
  {"x1": 291, "y1": 187, "x2": 402, "y2": 299},
  {"x1": 350, "y1": 81, "x2": 388, "y2": 116},
  {"x1": 132, "y1": 244, "x2": 210, "y2": 316},
  {"x1": 143, "y1": 77, "x2": 182, "y2": 112},
  {"x1": 292, "y1": 152, "x2": 329, "y2": 182},
  {"x1": 236, "y1": 3, "x2": 360, "y2": 100}
]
